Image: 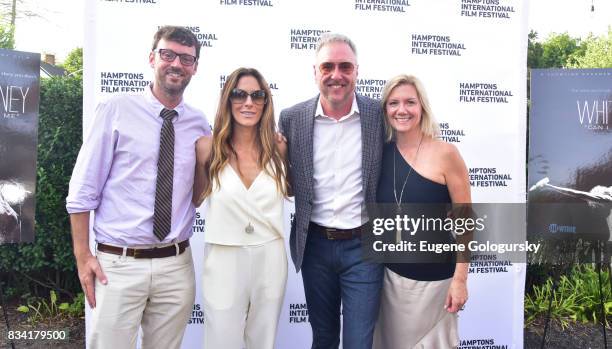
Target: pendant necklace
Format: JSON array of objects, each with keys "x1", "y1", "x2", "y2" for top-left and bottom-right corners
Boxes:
[
  {"x1": 245, "y1": 222, "x2": 254, "y2": 234},
  {"x1": 243, "y1": 176, "x2": 254, "y2": 234},
  {"x1": 393, "y1": 135, "x2": 423, "y2": 242},
  {"x1": 393, "y1": 135, "x2": 424, "y2": 207},
  {"x1": 244, "y1": 170, "x2": 254, "y2": 234},
  {"x1": 233, "y1": 142, "x2": 256, "y2": 234}
]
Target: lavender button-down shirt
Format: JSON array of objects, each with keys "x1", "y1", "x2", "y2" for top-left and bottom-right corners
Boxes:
[{"x1": 66, "y1": 87, "x2": 211, "y2": 246}]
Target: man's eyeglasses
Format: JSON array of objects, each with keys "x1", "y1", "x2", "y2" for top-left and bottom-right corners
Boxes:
[
  {"x1": 229, "y1": 89, "x2": 267, "y2": 105},
  {"x1": 318, "y1": 62, "x2": 355, "y2": 75},
  {"x1": 156, "y1": 49, "x2": 197, "y2": 66}
]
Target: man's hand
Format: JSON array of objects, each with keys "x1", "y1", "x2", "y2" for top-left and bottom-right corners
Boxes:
[
  {"x1": 195, "y1": 135, "x2": 213, "y2": 166},
  {"x1": 70, "y1": 212, "x2": 105, "y2": 308},
  {"x1": 193, "y1": 135, "x2": 213, "y2": 205},
  {"x1": 76, "y1": 253, "x2": 107, "y2": 308}
]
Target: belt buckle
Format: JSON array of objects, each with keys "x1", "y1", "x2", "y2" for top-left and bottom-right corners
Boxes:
[
  {"x1": 133, "y1": 247, "x2": 156, "y2": 258},
  {"x1": 325, "y1": 228, "x2": 337, "y2": 240}
]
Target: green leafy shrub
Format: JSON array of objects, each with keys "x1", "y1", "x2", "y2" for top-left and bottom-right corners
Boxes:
[
  {"x1": 0, "y1": 22, "x2": 15, "y2": 49},
  {"x1": 61, "y1": 47, "x2": 83, "y2": 78},
  {"x1": 16, "y1": 291, "x2": 84, "y2": 324},
  {"x1": 570, "y1": 28, "x2": 612, "y2": 68},
  {"x1": 525, "y1": 264, "x2": 612, "y2": 328},
  {"x1": 59, "y1": 292, "x2": 85, "y2": 317}
]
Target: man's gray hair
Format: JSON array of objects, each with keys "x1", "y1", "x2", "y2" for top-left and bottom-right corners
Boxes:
[{"x1": 315, "y1": 32, "x2": 358, "y2": 57}]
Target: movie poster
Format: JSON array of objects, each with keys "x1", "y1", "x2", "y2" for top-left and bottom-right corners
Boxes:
[
  {"x1": 0, "y1": 49, "x2": 40, "y2": 243},
  {"x1": 528, "y1": 69, "x2": 612, "y2": 253}
]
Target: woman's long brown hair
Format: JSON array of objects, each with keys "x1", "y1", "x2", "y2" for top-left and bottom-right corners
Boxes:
[{"x1": 200, "y1": 67, "x2": 289, "y2": 200}]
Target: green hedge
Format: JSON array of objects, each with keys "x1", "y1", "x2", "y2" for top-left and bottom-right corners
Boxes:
[{"x1": 0, "y1": 75, "x2": 82, "y2": 298}]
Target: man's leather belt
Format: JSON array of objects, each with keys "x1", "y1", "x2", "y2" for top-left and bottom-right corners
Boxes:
[
  {"x1": 310, "y1": 222, "x2": 363, "y2": 240},
  {"x1": 97, "y1": 240, "x2": 190, "y2": 259}
]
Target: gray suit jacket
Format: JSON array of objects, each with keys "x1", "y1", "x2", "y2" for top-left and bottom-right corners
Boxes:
[{"x1": 279, "y1": 94, "x2": 384, "y2": 272}]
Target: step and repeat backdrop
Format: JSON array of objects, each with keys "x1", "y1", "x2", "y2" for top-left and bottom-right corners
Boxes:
[{"x1": 84, "y1": 0, "x2": 528, "y2": 347}]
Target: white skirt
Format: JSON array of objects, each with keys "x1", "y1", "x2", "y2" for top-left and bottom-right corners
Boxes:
[{"x1": 373, "y1": 267, "x2": 459, "y2": 349}]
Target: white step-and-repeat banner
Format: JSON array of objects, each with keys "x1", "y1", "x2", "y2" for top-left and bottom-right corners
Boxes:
[{"x1": 83, "y1": 0, "x2": 528, "y2": 347}]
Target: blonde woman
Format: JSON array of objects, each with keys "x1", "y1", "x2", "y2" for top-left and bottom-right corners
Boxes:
[
  {"x1": 373, "y1": 74, "x2": 470, "y2": 349},
  {"x1": 193, "y1": 67, "x2": 289, "y2": 349}
]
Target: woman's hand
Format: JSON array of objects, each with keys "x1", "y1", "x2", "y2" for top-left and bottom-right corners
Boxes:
[
  {"x1": 275, "y1": 132, "x2": 293, "y2": 197},
  {"x1": 444, "y1": 277, "x2": 468, "y2": 313},
  {"x1": 275, "y1": 132, "x2": 287, "y2": 157}
]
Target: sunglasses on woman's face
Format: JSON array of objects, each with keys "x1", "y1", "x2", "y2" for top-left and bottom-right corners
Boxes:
[{"x1": 229, "y1": 89, "x2": 267, "y2": 105}]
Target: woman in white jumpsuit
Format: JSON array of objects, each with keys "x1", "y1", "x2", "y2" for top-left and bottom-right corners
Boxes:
[{"x1": 194, "y1": 67, "x2": 290, "y2": 349}]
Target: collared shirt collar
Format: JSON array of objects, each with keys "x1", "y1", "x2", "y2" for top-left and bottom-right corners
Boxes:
[
  {"x1": 315, "y1": 93, "x2": 359, "y2": 121},
  {"x1": 146, "y1": 84, "x2": 185, "y2": 120}
]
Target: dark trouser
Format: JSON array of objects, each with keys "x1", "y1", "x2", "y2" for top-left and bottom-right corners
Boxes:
[{"x1": 301, "y1": 229, "x2": 384, "y2": 349}]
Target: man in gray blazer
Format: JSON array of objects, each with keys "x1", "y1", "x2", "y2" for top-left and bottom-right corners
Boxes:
[{"x1": 279, "y1": 33, "x2": 384, "y2": 349}]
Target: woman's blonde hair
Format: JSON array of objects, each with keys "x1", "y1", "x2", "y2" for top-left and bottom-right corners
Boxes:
[
  {"x1": 201, "y1": 67, "x2": 289, "y2": 199},
  {"x1": 381, "y1": 74, "x2": 439, "y2": 141}
]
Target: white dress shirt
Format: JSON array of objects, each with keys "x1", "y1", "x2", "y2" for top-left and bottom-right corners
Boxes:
[{"x1": 310, "y1": 94, "x2": 366, "y2": 229}]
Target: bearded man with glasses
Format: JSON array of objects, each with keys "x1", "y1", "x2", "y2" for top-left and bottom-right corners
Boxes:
[
  {"x1": 67, "y1": 26, "x2": 210, "y2": 349},
  {"x1": 280, "y1": 33, "x2": 384, "y2": 349}
]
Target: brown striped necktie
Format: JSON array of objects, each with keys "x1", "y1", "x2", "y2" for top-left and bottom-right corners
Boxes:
[{"x1": 153, "y1": 108, "x2": 177, "y2": 241}]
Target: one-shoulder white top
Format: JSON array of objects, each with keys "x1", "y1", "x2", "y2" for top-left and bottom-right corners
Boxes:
[{"x1": 204, "y1": 164, "x2": 284, "y2": 246}]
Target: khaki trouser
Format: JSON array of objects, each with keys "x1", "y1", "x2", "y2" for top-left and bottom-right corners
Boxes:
[{"x1": 89, "y1": 246, "x2": 195, "y2": 349}]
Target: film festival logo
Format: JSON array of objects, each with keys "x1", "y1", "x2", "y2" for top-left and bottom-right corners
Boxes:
[
  {"x1": 101, "y1": 0, "x2": 158, "y2": 4},
  {"x1": 185, "y1": 26, "x2": 218, "y2": 48},
  {"x1": 188, "y1": 303, "x2": 205, "y2": 325},
  {"x1": 411, "y1": 34, "x2": 466, "y2": 57},
  {"x1": 152, "y1": 25, "x2": 217, "y2": 48},
  {"x1": 438, "y1": 122, "x2": 466, "y2": 143},
  {"x1": 193, "y1": 212, "x2": 205, "y2": 234},
  {"x1": 218, "y1": 75, "x2": 279, "y2": 92},
  {"x1": 354, "y1": 0, "x2": 410, "y2": 13},
  {"x1": 459, "y1": 338, "x2": 501, "y2": 347},
  {"x1": 355, "y1": 78, "x2": 386, "y2": 99},
  {"x1": 576, "y1": 98, "x2": 611, "y2": 131},
  {"x1": 470, "y1": 253, "x2": 512, "y2": 274},
  {"x1": 459, "y1": 0, "x2": 516, "y2": 19},
  {"x1": 100, "y1": 72, "x2": 149, "y2": 94},
  {"x1": 289, "y1": 29, "x2": 330, "y2": 51},
  {"x1": 288, "y1": 303, "x2": 308, "y2": 324},
  {"x1": 458, "y1": 82, "x2": 514, "y2": 104},
  {"x1": 469, "y1": 168, "x2": 512, "y2": 188},
  {"x1": 219, "y1": 0, "x2": 274, "y2": 6}
]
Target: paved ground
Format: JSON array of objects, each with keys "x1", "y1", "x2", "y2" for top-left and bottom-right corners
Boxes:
[
  {"x1": 524, "y1": 317, "x2": 610, "y2": 349},
  {"x1": 1, "y1": 302, "x2": 610, "y2": 348}
]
